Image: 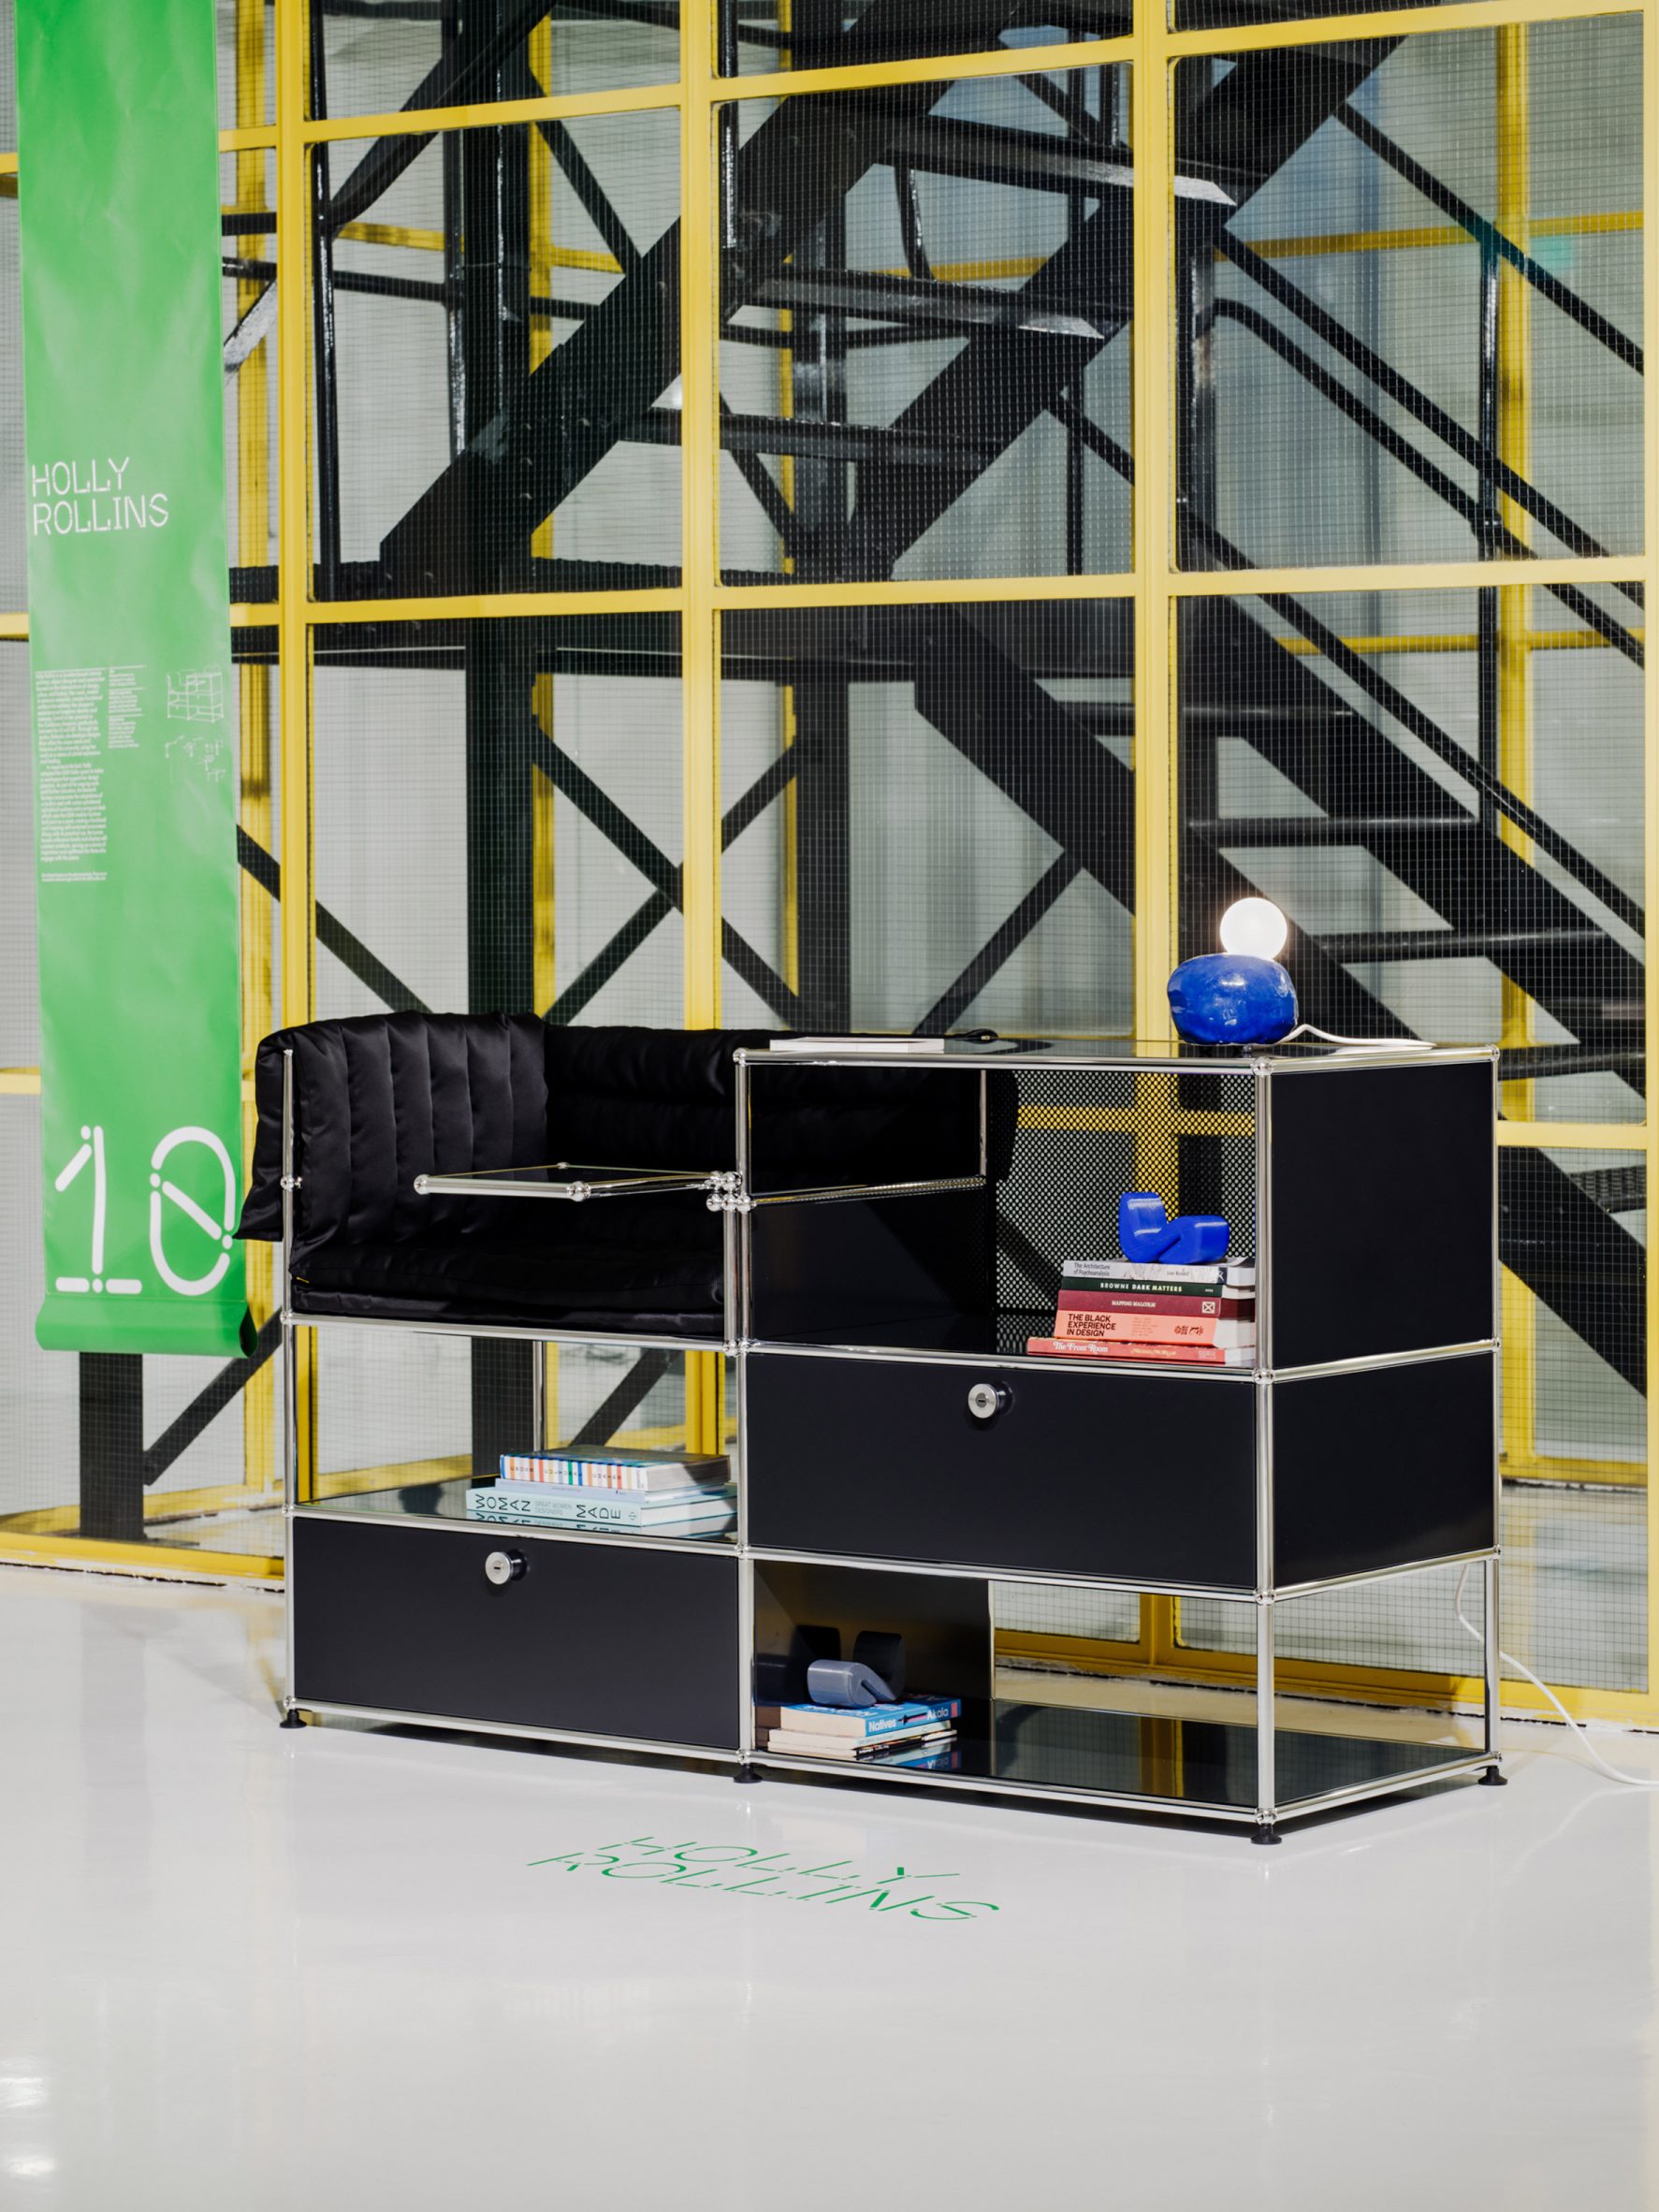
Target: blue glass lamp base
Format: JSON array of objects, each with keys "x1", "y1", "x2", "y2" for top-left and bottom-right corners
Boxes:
[{"x1": 1168, "y1": 954, "x2": 1298, "y2": 1045}]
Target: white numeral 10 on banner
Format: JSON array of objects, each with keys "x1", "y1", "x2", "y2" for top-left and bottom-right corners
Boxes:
[{"x1": 53, "y1": 1124, "x2": 238, "y2": 1298}]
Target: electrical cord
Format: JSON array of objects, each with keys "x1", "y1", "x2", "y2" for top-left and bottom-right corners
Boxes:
[
  {"x1": 1281, "y1": 1023, "x2": 1436, "y2": 1053},
  {"x1": 1455, "y1": 1563, "x2": 1659, "y2": 1788}
]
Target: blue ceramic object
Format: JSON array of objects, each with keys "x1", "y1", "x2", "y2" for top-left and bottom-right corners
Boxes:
[
  {"x1": 1118, "y1": 1192, "x2": 1230, "y2": 1266},
  {"x1": 1167, "y1": 953, "x2": 1298, "y2": 1045}
]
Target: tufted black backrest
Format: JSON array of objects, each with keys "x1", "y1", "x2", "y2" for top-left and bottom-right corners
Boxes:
[
  {"x1": 239, "y1": 1012, "x2": 553, "y2": 1248},
  {"x1": 545, "y1": 1026, "x2": 772, "y2": 1171}
]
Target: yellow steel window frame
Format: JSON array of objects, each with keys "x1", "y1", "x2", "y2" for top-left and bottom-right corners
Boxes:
[{"x1": 0, "y1": 0, "x2": 1651, "y2": 1720}]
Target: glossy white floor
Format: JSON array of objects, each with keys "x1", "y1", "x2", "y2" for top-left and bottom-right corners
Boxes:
[{"x1": 2, "y1": 1564, "x2": 1658, "y2": 2211}]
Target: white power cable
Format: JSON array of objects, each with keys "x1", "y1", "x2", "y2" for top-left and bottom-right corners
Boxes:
[
  {"x1": 1281, "y1": 1023, "x2": 1436, "y2": 1053},
  {"x1": 1455, "y1": 1563, "x2": 1659, "y2": 1788}
]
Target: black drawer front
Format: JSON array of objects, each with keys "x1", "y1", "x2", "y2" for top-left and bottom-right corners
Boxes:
[
  {"x1": 1273, "y1": 1353, "x2": 1495, "y2": 1585},
  {"x1": 745, "y1": 1352, "x2": 1258, "y2": 1588},
  {"x1": 293, "y1": 1518, "x2": 739, "y2": 1749}
]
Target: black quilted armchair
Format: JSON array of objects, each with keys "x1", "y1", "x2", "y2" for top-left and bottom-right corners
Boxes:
[{"x1": 236, "y1": 1012, "x2": 983, "y2": 1341}]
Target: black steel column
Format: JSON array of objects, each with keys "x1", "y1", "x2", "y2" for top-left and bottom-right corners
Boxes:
[
  {"x1": 461, "y1": 4, "x2": 538, "y2": 1469},
  {"x1": 791, "y1": 7, "x2": 853, "y2": 1030},
  {"x1": 79, "y1": 1355, "x2": 145, "y2": 1543}
]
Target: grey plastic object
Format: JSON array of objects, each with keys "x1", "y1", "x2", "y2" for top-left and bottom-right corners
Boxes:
[{"x1": 807, "y1": 1658, "x2": 896, "y2": 1708}]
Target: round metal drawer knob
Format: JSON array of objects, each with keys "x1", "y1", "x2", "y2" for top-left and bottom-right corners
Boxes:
[
  {"x1": 484, "y1": 1549, "x2": 527, "y2": 1587},
  {"x1": 967, "y1": 1382, "x2": 1010, "y2": 1422}
]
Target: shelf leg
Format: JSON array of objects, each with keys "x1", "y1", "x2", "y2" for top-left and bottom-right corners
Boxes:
[
  {"x1": 1256, "y1": 1594, "x2": 1275, "y2": 1838},
  {"x1": 733, "y1": 1763, "x2": 764, "y2": 1784},
  {"x1": 279, "y1": 1706, "x2": 305, "y2": 1729},
  {"x1": 1250, "y1": 1822, "x2": 1280, "y2": 1846},
  {"x1": 530, "y1": 1339, "x2": 546, "y2": 1454},
  {"x1": 1481, "y1": 1551, "x2": 1506, "y2": 1781}
]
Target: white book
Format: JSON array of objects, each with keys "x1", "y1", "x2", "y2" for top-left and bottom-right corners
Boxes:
[
  {"x1": 766, "y1": 1036, "x2": 949, "y2": 1055},
  {"x1": 1062, "y1": 1258, "x2": 1257, "y2": 1288},
  {"x1": 764, "y1": 1726, "x2": 956, "y2": 1762}
]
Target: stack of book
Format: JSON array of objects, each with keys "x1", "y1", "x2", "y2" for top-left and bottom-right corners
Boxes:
[
  {"x1": 466, "y1": 1447, "x2": 735, "y2": 1535},
  {"x1": 755, "y1": 1697, "x2": 962, "y2": 1768},
  {"x1": 1026, "y1": 1256, "x2": 1257, "y2": 1368}
]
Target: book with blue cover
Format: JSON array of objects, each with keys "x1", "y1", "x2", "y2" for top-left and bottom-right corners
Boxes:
[{"x1": 766, "y1": 1698, "x2": 962, "y2": 1741}]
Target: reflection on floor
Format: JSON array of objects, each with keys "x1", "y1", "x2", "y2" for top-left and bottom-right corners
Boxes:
[{"x1": 1, "y1": 1563, "x2": 1657, "y2": 2210}]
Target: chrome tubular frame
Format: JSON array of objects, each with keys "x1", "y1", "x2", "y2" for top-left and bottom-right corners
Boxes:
[{"x1": 284, "y1": 1043, "x2": 1506, "y2": 1832}]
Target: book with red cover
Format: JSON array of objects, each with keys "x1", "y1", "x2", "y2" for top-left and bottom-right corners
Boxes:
[
  {"x1": 1056, "y1": 1288, "x2": 1254, "y2": 1321},
  {"x1": 1049, "y1": 1309, "x2": 1256, "y2": 1348},
  {"x1": 1026, "y1": 1335, "x2": 1255, "y2": 1368}
]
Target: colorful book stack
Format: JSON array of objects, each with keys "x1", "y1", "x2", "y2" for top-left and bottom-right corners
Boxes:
[
  {"x1": 1026, "y1": 1257, "x2": 1258, "y2": 1368},
  {"x1": 465, "y1": 1448, "x2": 735, "y2": 1535},
  {"x1": 755, "y1": 1697, "x2": 963, "y2": 1768}
]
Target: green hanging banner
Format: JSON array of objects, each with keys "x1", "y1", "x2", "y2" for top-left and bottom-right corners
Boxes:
[{"x1": 19, "y1": 0, "x2": 249, "y2": 1354}]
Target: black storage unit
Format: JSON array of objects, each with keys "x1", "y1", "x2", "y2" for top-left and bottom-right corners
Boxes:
[{"x1": 282, "y1": 1037, "x2": 1501, "y2": 1843}]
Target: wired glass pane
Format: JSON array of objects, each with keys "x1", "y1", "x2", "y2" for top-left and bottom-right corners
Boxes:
[
  {"x1": 318, "y1": 113, "x2": 680, "y2": 596},
  {"x1": 1178, "y1": 589, "x2": 1644, "y2": 1125},
  {"x1": 312, "y1": 615, "x2": 683, "y2": 1026},
  {"x1": 1175, "y1": 23, "x2": 1642, "y2": 572},
  {"x1": 722, "y1": 0, "x2": 1127, "y2": 75},
  {"x1": 720, "y1": 68, "x2": 1132, "y2": 584},
  {"x1": 720, "y1": 602, "x2": 1133, "y2": 1031},
  {"x1": 315, "y1": 1332, "x2": 698, "y2": 1502},
  {"x1": 309, "y1": 0, "x2": 679, "y2": 119}
]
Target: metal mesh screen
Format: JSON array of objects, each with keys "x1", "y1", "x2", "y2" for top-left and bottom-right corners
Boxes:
[
  {"x1": 314, "y1": 1332, "x2": 701, "y2": 1502},
  {"x1": 721, "y1": 0, "x2": 1127, "y2": 75},
  {"x1": 1174, "y1": 23, "x2": 1642, "y2": 572},
  {"x1": 310, "y1": 0, "x2": 679, "y2": 119},
  {"x1": 994, "y1": 1064, "x2": 1255, "y2": 1307},
  {"x1": 312, "y1": 614, "x2": 684, "y2": 1024},
  {"x1": 719, "y1": 68, "x2": 1133, "y2": 583},
  {"x1": 1179, "y1": 589, "x2": 1644, "y2": 1126},
  {"x1": 319, "y1": 111, "x2": 681, "y2": 597},
  {"x1": 720, "y1": 600, "x2": 1134, "y2": 1032}
]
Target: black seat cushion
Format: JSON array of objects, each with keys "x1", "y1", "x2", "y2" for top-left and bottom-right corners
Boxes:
[{"x1": 292, "y1": 1195, "x2": 725, "y2": 1336}]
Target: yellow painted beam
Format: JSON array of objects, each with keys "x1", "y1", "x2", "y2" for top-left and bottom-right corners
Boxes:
[
  {"x1": 1168, "y1": 0, "x2": 1638, "y2": 58},
  {"x1": 310, "y1": 588, "x2": 683, "y2": 622},
  {"x1": 301, "y1": 82, "x2": 681, "y2": 143},
  {"x1": 1496, "y1": 1121, "x2": 1646, "y2": 1149},
  {"x1": 728, "y1": 32, "x2": 1131, "y2": 99},
  {"x1": 0, "y1": 1533, "x2": 284, "y2": 1581},
  {"x1": 1171, "y1": 554, "x2": 1643, "y2": 596},
  {"x1": 1244, "y1": 208, "x2": 1640, "y2": 260},
  {"x1": 1641, "y1": 0, "x2": 1659, "y2": 1737}
]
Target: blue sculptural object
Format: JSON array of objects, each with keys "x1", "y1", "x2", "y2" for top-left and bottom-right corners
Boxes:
[
  {"x1": 1119, "y1": 1191, "x2": 1230, "y2": 1266},
  {"x1": 1167, "y1": 953, "x2": 1298, "y2": 1045}
]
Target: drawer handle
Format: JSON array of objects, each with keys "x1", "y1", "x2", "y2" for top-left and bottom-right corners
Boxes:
[
  {"x1": 967, "y1": 1382, "x2": 1011, "y2": 1423},
  {"x1": 484, "y1": 1549, "x2": 528, "y2": 1587}
]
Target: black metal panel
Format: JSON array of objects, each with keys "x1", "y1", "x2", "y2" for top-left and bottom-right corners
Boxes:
[
  {"x1": 745, "y1": 1350, "x2": 1259, "y2": 1587},
  {"x1": 1268, "y1": 1061, "x2": 1493, "y2": 1368},
  {"x1": 1272, "y1": 1353, "x2": 1495, "y2": 1586},
  {"x1": 292, "y1": 1517, "x2": 740, "y2": 1747},
  {"x1": 749, "y1": 1189, "x2": 996, "y2": 1342}
]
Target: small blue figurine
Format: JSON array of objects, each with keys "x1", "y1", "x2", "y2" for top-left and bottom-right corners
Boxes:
[
  {"x1": 1119, "y1": 1191, "x2": 1230, "y2": 1266},
  {"x1": 1167, "y1": 953, "x2": 1298, "y2": 1045}
]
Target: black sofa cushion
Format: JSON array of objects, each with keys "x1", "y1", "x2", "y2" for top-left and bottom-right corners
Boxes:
[{"x1": 292, "y1": 1197, "x2": 725, "y2": 1337}]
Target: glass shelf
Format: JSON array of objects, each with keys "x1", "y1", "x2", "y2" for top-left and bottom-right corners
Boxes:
[
  {"x1": 756, "y1": 1700, "x2": 1479, "y2": 1812},
  {"x1": 298, "y1": 1475, "x2": 739, "y2": 1548}
]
